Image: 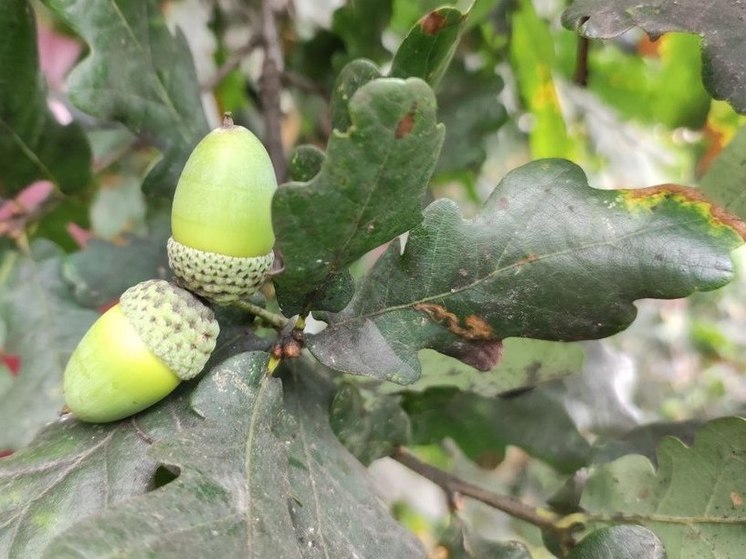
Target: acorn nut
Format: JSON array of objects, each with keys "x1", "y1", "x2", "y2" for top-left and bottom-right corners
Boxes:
[
  {"x1": 63, "y1": 280, "x2": 219, "y2": 423},
  {"x1": 168, "y1": 113, "x2": 277, "y2": 304}
]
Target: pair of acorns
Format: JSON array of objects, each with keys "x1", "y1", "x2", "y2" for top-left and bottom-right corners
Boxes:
[{"x1": 63, "y1": 115, "x2": 277, "y2": 423}]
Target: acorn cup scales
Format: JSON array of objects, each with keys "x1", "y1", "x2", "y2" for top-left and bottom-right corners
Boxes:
[{"x1": 168, "y1": 114, "x2": 278, "y2": 304}]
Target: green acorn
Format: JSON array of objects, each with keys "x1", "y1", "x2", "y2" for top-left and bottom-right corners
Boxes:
[
  {"x1": 168, "y1": 113, "x2": 277, "y2": 304},
  {"x1": 63, "y1": 280, "x2": 219, "y2": 423}
]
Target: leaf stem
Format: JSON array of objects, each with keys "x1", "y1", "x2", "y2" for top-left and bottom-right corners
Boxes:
[
  {"x1": 391, "y1": 447, "x2": 584, "y2": 538},
  {"x1": 234, "y1": 300, "x2": 290, "y2": 329}
]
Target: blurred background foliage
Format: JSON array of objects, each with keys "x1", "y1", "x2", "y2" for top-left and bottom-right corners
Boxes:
[{"x1": 2, "y1": 0, "x2": 746, "y2": 556}]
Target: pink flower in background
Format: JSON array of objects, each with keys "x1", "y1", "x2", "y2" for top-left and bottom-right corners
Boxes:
[{"x1": 37, "y1": 19, "x2": 82, "y2": 124}]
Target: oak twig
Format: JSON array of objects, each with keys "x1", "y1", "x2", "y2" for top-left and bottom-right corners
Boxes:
[
  {"x1": 259, "y1": 0, "x2": 287, "y2": 182},
  {"x1": 391, "y1": 447, "x2": 583, "y2": 539},
  {"x1": 573, "y1": 17, "x2": 591, "y2": 87}
]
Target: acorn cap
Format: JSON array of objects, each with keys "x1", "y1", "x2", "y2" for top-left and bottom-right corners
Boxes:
[
  {"x1": 167, "y1": 236, "x2": 274, "y2": 304},
  {"x1": 119, "y1": 279, "x2": 219, "y2": 379}
]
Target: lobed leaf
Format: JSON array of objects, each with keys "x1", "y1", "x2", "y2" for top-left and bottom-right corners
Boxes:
[
  {"x1": 309, "y1": 159, "x2": 744, "y2": 384},
  {"x1": 0, "y1": 0, "x2": 91, "y2": 195},
  {"x1": 563, "y1": 0, "x2": 746, "y2": 114},
  {"x1": 581, "y1": 417, "x2": 746, "y2": 558},
  {"x1": 273, "y1": 76, "x2": 444, "y2": 316},
  {"x1": 40, "y1": 0, "x2": 209, "y2": 196},
  {"x1": 33, "y1": 354, "x2": 423, "y2": 558}
]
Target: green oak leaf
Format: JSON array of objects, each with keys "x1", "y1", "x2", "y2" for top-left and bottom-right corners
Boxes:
[
  {"x1": 40, "y1": 0, "x2": 209, "y2": 197},
  {"x1": 563, "y1": 0, "x2": 746, "y2": 114},
  {"x1": 33, "y1": 354, "x2": 424, "y2": 558},
  {"x1": 390, "y1": 6, "x2": 469, "y2": 87},
  {"x1": 568, "y1": 526, "x2": 665, "y2": 559},
  {"x1": 402, "y1": 387, "x2": 590, "y2": 472},
  {"x1": 435, "y1": 59, "x2": 507, "y2": 177},
  {"x1": 273, "y1": 76, "x2": 445, "y2": 316},
  {"x1": 581, "y1": 417, "x2": 746, "y2": 558},
  {"x1": 0, "y1": 243, "x2": 97, "y2": 450},
  {"x1": 0, "y1": 390, "x2": 197, "y2": 558},
  {"x1": 308, "y1": 159, "x2": 743, "y2": 384},
  {"x1": 0, "y1": 0, "x2": 91, "y2": 195}
]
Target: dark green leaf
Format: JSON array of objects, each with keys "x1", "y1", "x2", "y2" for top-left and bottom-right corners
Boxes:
[
  {"x1": 581, "y1": 417, "x2": 746, "y2": 557},
  {"x1": 40, "y1": 0, "x2": 209, "y2": 197},
  {"x1": 435, "y1": 59, "x2": 507, "y2": 176},
  {"x1": 402, "y1": 387, "x2": 590, "y2": 472},
  {"x1": 281, "y1": 361, "x2": 424, "y2": 558},
  {"x1": 332, "y1": 0, "x2": 393, "y2": 62},
  {"x1": 0, "y1": 243, "x2": 97, "y2": 449},
  {"x1": 568, "y1": 526, "x2": 665, "y2": 559},
  {"x1": 34, "y1": 354, "x2": 423, "y2": 558},
  {"x1": 273, "y1": 76, "x2": 445, "y2": 316},
  {"x1": 699, "y1": 125, "x2": 746, "y2": 222},
  {"x1": 0, "y1": 0, "x2": 91, "y2": 195},
  {"x1": 61, "y1": 215, "x2": 171, "y2": 309},
  {"x1": 309, "y1": 159, "x2": 742, "y2": 384},
  {"x1": 0, "y1": 390, "x2": 196, "y2": 558},
  {"x1": 563, "y1": 0, "x2": 746, "y2": 114},
  {"x1": 329, "y1": 382, "x2": 411, "y2": 465},
  {"x1": 390, "y1": 6, "x2": 469, "y2": 87}
]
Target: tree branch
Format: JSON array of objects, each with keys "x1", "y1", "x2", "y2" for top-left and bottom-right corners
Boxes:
[
  {"x1": 391, "y1": 447, "x2": 583, "y2": 539},
  {"x1": 573, "y1": 17, "x2": 591, "y2": 87},
  {"x1": 202, "y1": 36, "x2": 261, "y2": 93},
  {"x1": 259, "y1": 0, "x2": 287, "y2": 183}
]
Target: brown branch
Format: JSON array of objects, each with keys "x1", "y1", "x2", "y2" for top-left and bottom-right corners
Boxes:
[
  {"x1": 259, "y1": 0, "x2": 287, "y2": 183},
  {"x1": 202, "y1": 35, "x2": 261, "y2": 93},
  {"x1": 573, "y1": 17, "x2": 591, "y2": 87},
  {"x1": 391, "y1": 447, "x2": 582, "y2": 538}
]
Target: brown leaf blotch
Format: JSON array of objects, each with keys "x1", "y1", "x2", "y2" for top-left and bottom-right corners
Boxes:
[
  {"x1": 396, "y1": 107, "x2": 417, "y2": 139},
  {"x1": 421, "y1": 11, "x2": 447, "y2": 35},
  {"x1": 415, "y1": 303, "x2": 494, "y2": 340},
  {"x1": 731, "y1": 491, "x2": 744, "y2": 508}
]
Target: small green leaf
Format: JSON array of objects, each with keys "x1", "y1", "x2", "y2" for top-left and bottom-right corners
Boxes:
[
  {"x1": 0, "y1": 0, "x2": 91, "y2": 195},
  {"x1": 391, "y1": 6, "x2": 469, "y2": 87},
  {"x1": 568, "y1": 526, "x2": 665, "y2": 559},
  {"x1": 273, "y1": 76, "x2": 445, "y2": 316},
  {"x1": 402, "y1": 387, "x2": 590, "y2": 472},
  {"x1": 329, "y1": 59, "x2": 381, "y2": 137},
  {"x1": 435, "y1": 59, "x2": 507, "y2": 176},
  {"x1": 332, "y1": 0, "x2": 393, "y2": 62},
  {"x1": 0, "y1": 243, "x2": 97, "y2": 449},
  {"x1": 309, "y1": 159, "x2": 742, "y2": 384},
  {"x1": 563, "y1": 0, "x2": 746, "y2": 114},
  {"x1": 581, "y1": 417, "x2": 746, "y2": 558},
  {"x1": 40, "y1": 0, "x2": 209, "y2": 197},
  {"x1": 329, "y1": 382, "x2": 411, "y2": 465}
]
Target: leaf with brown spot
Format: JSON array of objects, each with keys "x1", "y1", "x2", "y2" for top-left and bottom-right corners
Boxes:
[
  {"x1": 391, "y1": 6, "x2": 469, "y2": 86},
  {"x1": 309, "y1": 159, "x2": 742, "y2": 384}
]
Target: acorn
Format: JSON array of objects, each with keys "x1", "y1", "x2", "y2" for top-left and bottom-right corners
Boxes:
[
  {"x1": 63, "y1": 280, "x2": 219, "y2": 423},
  {"x1": 167, "y1": 113, "x2": 277, "y2": 304}
]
